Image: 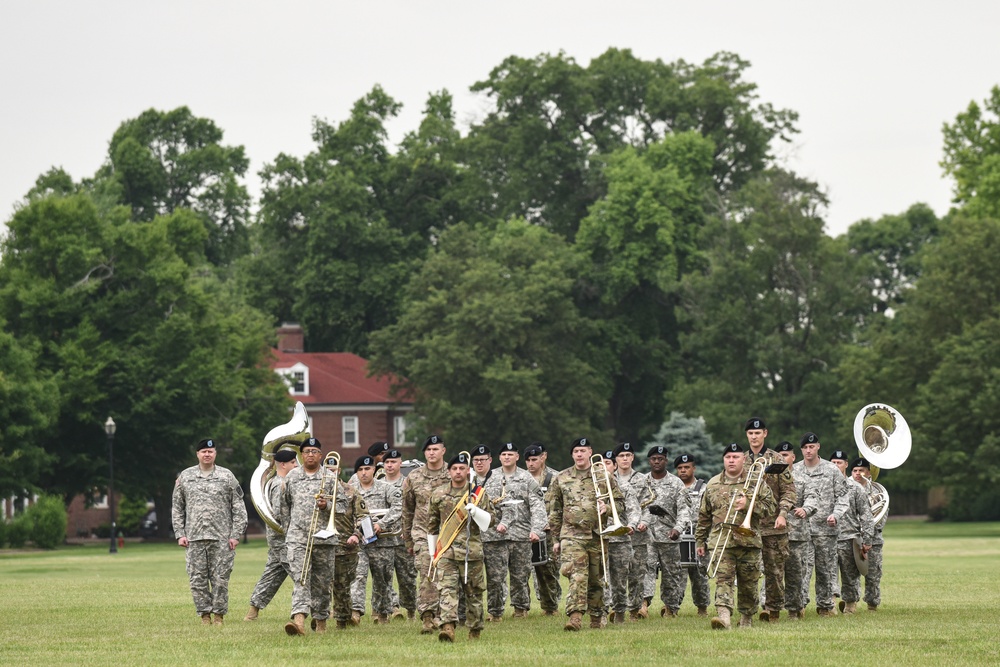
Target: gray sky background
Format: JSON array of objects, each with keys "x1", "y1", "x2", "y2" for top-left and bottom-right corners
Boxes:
[{"x1": 3, "y1": 1, "x2": 999, "y2": 237}]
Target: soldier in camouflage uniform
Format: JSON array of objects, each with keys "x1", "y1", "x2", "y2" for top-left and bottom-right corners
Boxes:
[
  {"x1": 836, "y1": 457, "x2": 875, "y2": 615},
  {"x1": 673, "y1": 453, "x2": 711, "y2": 617},
  {"x1": 381, "y1": 449, "x2": 417, "y2": 620},
  {"x1": 775, "y1": 441, "x2": 818, "y2": 620},
  {"x1": 548, "y1": 437, "x2": 626, "y2": 631},
  {"x1": 796, "y1": 433, "x2": 848, "y2": 617},
  {"x1": 743, "y1": 417, "x2": 797, "y2": 622},
  {"x1": 852, "y1": 460, "x2": 886, "y2": 611},
  {"x1": 279, "y1": 439, "x2": 334, "y2": 635},
  {"x1": 480, "y1": 442, "x2": 546, "y2": 620},
  {"x1": 172, "y1": 438, "x2": 248, "y2": 625},
  {"x1": 350, "y1": 455, "x2": 403, "y2": 624},
  {"x1": 426, "y1": 453, "x2": 497, "y2": 642},
  {"x1": 402, "y1": 434, "x2": 450, "y2": 634},
  {"x1": 245, "y1": 448, "x2": 298, "y2": 621},
  {"x1": 696, "y1": 443, "x2": 776, "y2": 630},
  {"x1": 525, "y1": 443, "x2": 563, "y2": 615},
  {"x1": 643, "y1": 445, "x2": 689, "y2": 618},
  {"x1": 613, "y1": 442, "x2": 653, "y2": 620},
  {"x1": 601, "y1": 451, "x2": 637, "y2": 624}
]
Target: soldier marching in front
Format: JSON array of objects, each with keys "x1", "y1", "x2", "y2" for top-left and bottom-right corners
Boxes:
[
  {"x1": 696, "y1": 442, "x2": 776, "y2": 630},
  {"x1": 548, "y1": 437, "x2": 626, "y2": 631},
  {"x1": 835, "y1": 457, "x2": 875, "y2": 615},
  {"x1": 350, "y1": 454, "x2": 403, "y2": 624},
  {"x1": 524, "y1": 443, "x2": 563, "y2": 616},
  {"x1": 245, "y1": 448, "x2": 298, "y2": 621},
  {"x1": 613, "y1": 442, "x2": 653, "y2": 620},
  {"x1": 644, "y1": 445, "x2": 689, "y2": 618},
  {"x1": 673, "y1": 453, "x2": 711, "y2": 617}
]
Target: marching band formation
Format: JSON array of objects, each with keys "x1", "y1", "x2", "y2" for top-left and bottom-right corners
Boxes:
[{"x1": 170, "y1": 402, "x2": 906, "y2": 639}]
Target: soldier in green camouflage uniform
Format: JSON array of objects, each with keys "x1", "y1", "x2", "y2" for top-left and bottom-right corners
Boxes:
[
  {"x1": 644, "y1": 445, "x2": 689, "y2": 618},
  {"x1": 350, "y1": 455, "x2": 403, "y2": 624},
  {"x1": 796, "y1": 434, "x2": 848, "y2": 616},
  {"x1": 427, "y1": 453, "x2": 497, "y2": 641},
  {"x1": 280, "y1": 440, "x2": 335, "y2": 634},
  {"x1": 613, "y1": 442, "x2": 653, "y2": 620},
  {"x1": 548, "y1": 438, "x2": 626, "y2": 631},
  {"x1": 673, "y1": 453, "x2": 711, "y2": 616},
  {"x1": 402, "y1": 435, "x2": 450, "y2": 633},
  {"x1": 525, "y1": 443, "x2": 563, "y2": 615},
  {"x1": 245, "y1": 448, "x2": 298, "y2": 621},
  {"x1": 743, "y1": 418, "x2": 797, "y2": 622},
  {"x1": 172, "y1": 438, "x2": 248, "y2": 625},
  {"x1": 774, "y1": 441, "x2": 818, "y2": 620},
  {"x1": 696, "y1": 443, "x2": 776, "y2": 630},
  {"x1": 601, "y1": 451, "x2": 637, "y2": 624},
  {"x1": 836, "y1": 457, "x2": 875, "y2": 614}
]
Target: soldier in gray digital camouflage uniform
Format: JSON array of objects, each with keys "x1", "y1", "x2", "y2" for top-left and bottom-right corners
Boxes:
[
  {"x1": 172, "y1": 438, "x2": 248, "y2": 626},
  {"x1": 696, "y1": 442, "x2": 776, "y2": 630},
  {"x1": 601, "y1": 450, "x2": 637, "y2": 624},
  {"x1": 380, "y1": 448, "x2": 417, "y2": 620},
  {"x1": 525, "y1": 443, "x2": 562, "y2": 616},
  {"x1": 775, "y1": 441, "x2": 818, "y2": 620},
  {"x1": 643, "y1": 445, "x2": 689, "y2": 619},
  {"x1": 673, "y1": 453, "x2": 711, "y2": 617},
  {"x1": 245, "y1": 448, "x2": 298, "y2": 621},
  {"x1": 852, "y1": 459, "x2": 886, "y2": 611},
  {"x1": 548, "y1": 437, "x2": 625, "y2": 631},
  {"x1": 350, "y1": 454, "x2": 403, "y2": 624},
  {"x1": 836, "y1": 457, "x2": 875, "y2": 615},
  {"x1": 796, "y1": 434, "x2": 848, "y2": 617},
  {"x1": 402, "y1": 434, "x2": 450, "y2": 634},
  {"x1": 613, "y1": 442, "x2": 652, "y2": 621}
]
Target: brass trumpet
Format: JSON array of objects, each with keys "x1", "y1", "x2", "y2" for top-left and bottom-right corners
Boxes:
[
  {"x1": 300, "y1": 452, "x2": 341, "y2": 585},
  {"x1": 590, "y1": 454, "x2": 629, "y2": 586}
]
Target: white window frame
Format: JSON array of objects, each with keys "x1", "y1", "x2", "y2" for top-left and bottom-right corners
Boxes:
[
  {"x1": 394, "y1": 415, "x2": 411, "y2": 447},
  {"x1": 342, "y1": 416, "x2": 359, "y2": 448},
  {"x1": 276, "y1": 362, "x2": 310, "y2": 396}
]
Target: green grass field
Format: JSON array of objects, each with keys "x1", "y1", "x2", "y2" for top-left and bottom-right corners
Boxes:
[{"x1": 1, "y1": 519, "x2": 998, "y2": 666}]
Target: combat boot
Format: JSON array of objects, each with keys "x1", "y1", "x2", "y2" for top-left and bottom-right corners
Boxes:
[
  {"x1": 611, "y1": 611, "x2": 625, "y2": 624},
  {"x1": 787, "y1": 609, "x2": 803, "y2": 620},
  {"x1": 711, "y1": 607, "x2": 732, "y2": 630},
  {"x1": 391, "y1": 607, "x2": 405, "y2": 621},
  {"x1": 350, "y1": 610, "x2": 362, "y2": 626},
  {"x1": 284, "y1": 613, "x2": 306, "y2": 636},
  {"x1": 629, "y1": 610, "x2": 641, "y2": 621},
  {"x1": 660, "y1": 607, "x2": 678, "y2": 618},
  {"x1": 841, "y1": 601, "x2": 857, "y2": 614},
  {"x1": 638, "y1": 599, "x2": 649, "y2": 619},
  {"x1": 697, "y1": 606, "x2": 708, "y2": 617},
  {"x1": 420, "y1": 611, "x2": 436, "y2": 634},
  {"x1": 336, "y1": 620, "x2": 347, "y2": 630},
  {"x1": 867, "y1": 603, "x2": 878, "y2": 612},
  {"x1": 407, "y1": 609, "x2": 416, "y2": 620},
  {"x1": 769, "y1": 610, "x2": 780, "y2": 622},
  {"x1": 738, "y1": 613, "x2": 753, "y2": 628},
  {"x1": 512, "y1": 609, "x2": 528, "y2": 619},
  {"x1": 564, "y1": 612, "x2": 583, "y2": 631},
  {"x1": 487, "y1": 613, "x2": 504, "y2": 622},
  {"x1": 589, "y1": 614, "x2": 604, "y2": 629},
  {"x1": 469, "y1": 628, "x2": 481, "y2": 640},
  {"x1": 374, "y1": 613, "x2": 389, "y2": 624},
  {"x1": 200, "y1": 613, "x2": 212, "y2": 625},
  {"x1": 543, "y1": 610, "x2": 558, "y2": 616},
  {"x1": 818, "y1": 607, "x2": 836, "y2": 617},
  {"x1": 438, "y1": 622, "x2": 455, "y2": 642},
  {"x1": 314, "y1": 619, "x2": 327, "y2": 633},
  {"x1": 213, "y1": 613, "x2": 224, "y2": 626},
  {"x1": 243, "y1": 605, "x2": 260, "y2": 621}
]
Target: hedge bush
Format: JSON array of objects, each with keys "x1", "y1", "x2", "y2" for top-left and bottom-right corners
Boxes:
[{"x1": 28, "y1": 495, "x2": 68, "y2": 549}]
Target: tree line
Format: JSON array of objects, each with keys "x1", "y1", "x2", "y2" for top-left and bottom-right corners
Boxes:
[{"x1": 2, "y1": 48, "x2": 999, "y2": 522}]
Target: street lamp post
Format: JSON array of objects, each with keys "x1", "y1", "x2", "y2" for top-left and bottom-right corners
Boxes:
[{"x1": 105, "y1": 416, "x2": 117, "y2": 554}]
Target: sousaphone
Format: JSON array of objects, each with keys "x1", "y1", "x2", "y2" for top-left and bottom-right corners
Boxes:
[{"x1": 250, "y1": 401, "x2": 313, "y2": 533}]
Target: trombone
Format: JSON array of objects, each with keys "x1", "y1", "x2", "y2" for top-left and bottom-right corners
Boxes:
[
  {"x1": 590, "y1": 454, "x2": 629, "y2": 586},
  {"x1": 300, "y1": 452, "x2": 341, "y2": 585}
]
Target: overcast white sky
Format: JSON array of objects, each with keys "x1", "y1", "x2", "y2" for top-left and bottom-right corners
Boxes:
[{"x1": 2, "y1": 1, "x2": 999, "y2": 237}]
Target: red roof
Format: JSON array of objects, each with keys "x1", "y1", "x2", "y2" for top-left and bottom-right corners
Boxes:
[{"x1": 270, "y1": 350, "x2": 412, "y2": 405}]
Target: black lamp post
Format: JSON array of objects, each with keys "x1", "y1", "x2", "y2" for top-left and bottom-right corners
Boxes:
[{"x1": 105, "y1": 416, "x2": 117, "y2": 554}]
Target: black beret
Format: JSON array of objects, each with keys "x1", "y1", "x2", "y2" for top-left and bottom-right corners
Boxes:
[
  {"x1": 367, "y1": 441, "x2": 390, "y2": 457},
  {"x1": 301, "y1": 437, "x2": 323, "y2": 452},
  {"x1": 498, "y1": 442, "x2": 517, "y2": 453},
  {"x1": 383, "y1": 449, "x2": 402, "y2": 460},
  {"x1": 830, "y1": 450, "x2": 849, "y2": 462},
  {"x1": 851, "y1": 457, "x2": 870, "y2": 470},
  {"x1": 673, "y1": 453, "x2": 695, "y2": 467},
  {"x1": 355, "y1": 455, "x2": 375, "y2": 470},
  {"x1": 196, "y1": 438, "x2": 216, "y2": 451},
  {"x1": 744, "y1": 417, "x2": 766, "y2": 431},
  {"x1": 448, "y1": 452, "x2": 470, "y2": 468},
  {"x1": 724, "y1": 443, "x2": 744, "y2": 455},
  {"x1": 274, "y1": 449, "x2": 297, "y2": 463},
  {"x1": 570, "y1": 437, "x2": 591, "y2": 451},
  {"x1": 613, "y1": 442, "x2": 635, "y2": 457},
  {"x1": 647, "y1": 445, "x2": 668, "y2": 458},
  {"x1": 775, "y1": 441, "x2": 794, "y2": 453},
  {"x1": 524, "y1": 445, "x2": 544, "y2": 458},
  {"x1": 602, "y1": 450, "x2": 614, "y2": 461},
  {"x1": 800, "y1": 432, "x2": 819, "y2": 446},
  {"x1": 422, "y1": 434, "x2": 444, "y2": 451},
  {"x1": 471, "y1": 445, "x2": 491, "y2": 457}
]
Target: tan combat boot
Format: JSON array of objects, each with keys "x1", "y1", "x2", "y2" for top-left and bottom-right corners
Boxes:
[
  {"x1": 867, "y1": 603, "x2": 878, "y2": 612},
  {"x1": 660, "y1": 607, "x2": 678, "y2": 618},
  {"x1": 438, "y1": 622, "x2": 455, "y2": 642},
  {"x1": 487, "y1": 613, "x2": 503, "y2": 622},
  {"x1": 818, "y1": 607, "x2": 836, "y2": 617},
  {"x1": 469, "y1": 628, "x2": 481, "y2": 640},
  {"x1": 564, "y1": 612, "x2": 583, "y2": 631},
  {"x1": 842, "y1": 601, "x2": 857, "y2": 614},
  {"x1": 543, "y1": 610, "x2": 557, "y2": 616},
  {"x1": 612, "y1": 611, "x2": 625, "y2": 624},
  {"x1": 638, "y1": 599, "x2": 649, "y2": 619},
  {"x1": 375, "y1": 613, "x2": 389, "y2": 624},
  {"x1": 213, "y1": 613, "x2": 224, "y2": 626},
  {"x1": 738, "y1": 613, "x2": 752, "y2": 628},
  {"x1": 697, "y1": 606, "x2": 708, "y2": 617},
  {"x1": 284, "y1": 613, "x2": 306, "y2": 636},
  {"x1": 350, "y1": 610, "x2": 362, "y2": 626},
  {"x1": 391, "y1": 607, "x2": 405, "y2": 621},
  {"x1": 243, "y1": 606, "x2": 259, "y2": 621},
  {"x1": 629, "y1": 610, "x2": 641, "y2": 621},
  {"x1": 200, "y1": 613, "x2": 212, "y2": 625},
  {"x1": 711, "y1": 607, "x2": 732, "y2": 630},
  {"x1": 512, "y1": 609, "x2": 528, "y2": 619},
  {"x1": 420, "y1": 611, "x2": 436, "y2": 634},
  {"x1": 314, "y1": 619, "x2": 327, "y2": 633},
  {"x1": 589, "y1": 615, "x2": 604, "y2": 629}
]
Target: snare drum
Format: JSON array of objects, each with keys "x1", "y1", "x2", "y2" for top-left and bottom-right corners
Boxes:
[
  {"x1": 531, "y1": 537, "x2": 549, "y2": 566},
  {"x1": 679, "y1": 534, "x2": 698, "y2": 567}
]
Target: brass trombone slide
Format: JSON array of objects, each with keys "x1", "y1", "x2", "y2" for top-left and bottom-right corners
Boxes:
[
  {"x1": 299, "y1": 452, "x2": 341, "y2": 585},
  {"x1": 590, "y1": 454, "x2": 629, "y2": 586}
]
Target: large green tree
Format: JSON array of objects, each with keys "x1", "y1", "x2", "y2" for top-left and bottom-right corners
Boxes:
[{"x1": 941, "y1": 85, "x2": 1000, "y2": 220}]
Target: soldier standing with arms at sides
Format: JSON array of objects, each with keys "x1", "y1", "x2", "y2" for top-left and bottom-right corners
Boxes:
[
  {"x1": 402, "y1": 434, "x2": 450, "y2": 634},
  {"x1": 245, "y1": 448, "x2": 298, "y2": 621},
  {"x1": 797, "y1": 433, "x2": 848, "y2": 617},
  {"x1": 524, "y1": 443, "x2": 563, "y2": 616},
  {"x1": 427, "y1": 453, "x2": 497, "y2": 642},
  {"x1": 613, "y1": 442, "x2": 652, "y2": 620},
  {"x1": 852, "y1": 459, "x2": 886, "y2": 611},
  {"x1": 601, "y1": 450, "x2": 638, "y2": 624},
  {"x1": 172, "y1": 438, "x2": 248, "y2": 626},
  {"x1": 673, "y1": 453, "x2": 711, "y2": 617},
  {"x1": 350, "y1": 455, "x2": 403, "y2": 624},
  {"x1": 548, "y1": 437, "x2": 626, "y2": 631},
  {"x1": 775, "y1": 441, "x2": 818, "y2": 620},
  {"x1": 279, "y1": 438, "x2": 332, "y2": 635},
  {"x1": 643, "y1": 445, "x2": 688, "y2": 618},
  {"x1": 381, "y1": 448, "x2": 417, "y2": 620},
  {"x1": 470, "y1": 445, "x2": 502, "y2": 621},
  {"x1": 696, "y1": 443, "x2": 776, "y2": 630},
  {"x1": 743, "y1": 417, "x2": 797, "y2": 622},
  {"x1": 835, "y1": 457, "x2": 875, "y2": 615}
]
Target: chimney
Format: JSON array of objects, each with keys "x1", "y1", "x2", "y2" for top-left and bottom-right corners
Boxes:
[{"x1": 277, "y1": 322, "x2": 304, "y2": 353}]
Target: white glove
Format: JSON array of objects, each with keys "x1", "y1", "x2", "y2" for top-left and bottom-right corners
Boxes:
[{"x1": 427, "y1": 534, "x2": 438, "y2": 554}]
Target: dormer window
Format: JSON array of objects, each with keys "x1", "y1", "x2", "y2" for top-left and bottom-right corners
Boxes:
[{"x1": 278, "y1": 362, "x2": 310, "y2": 396}]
